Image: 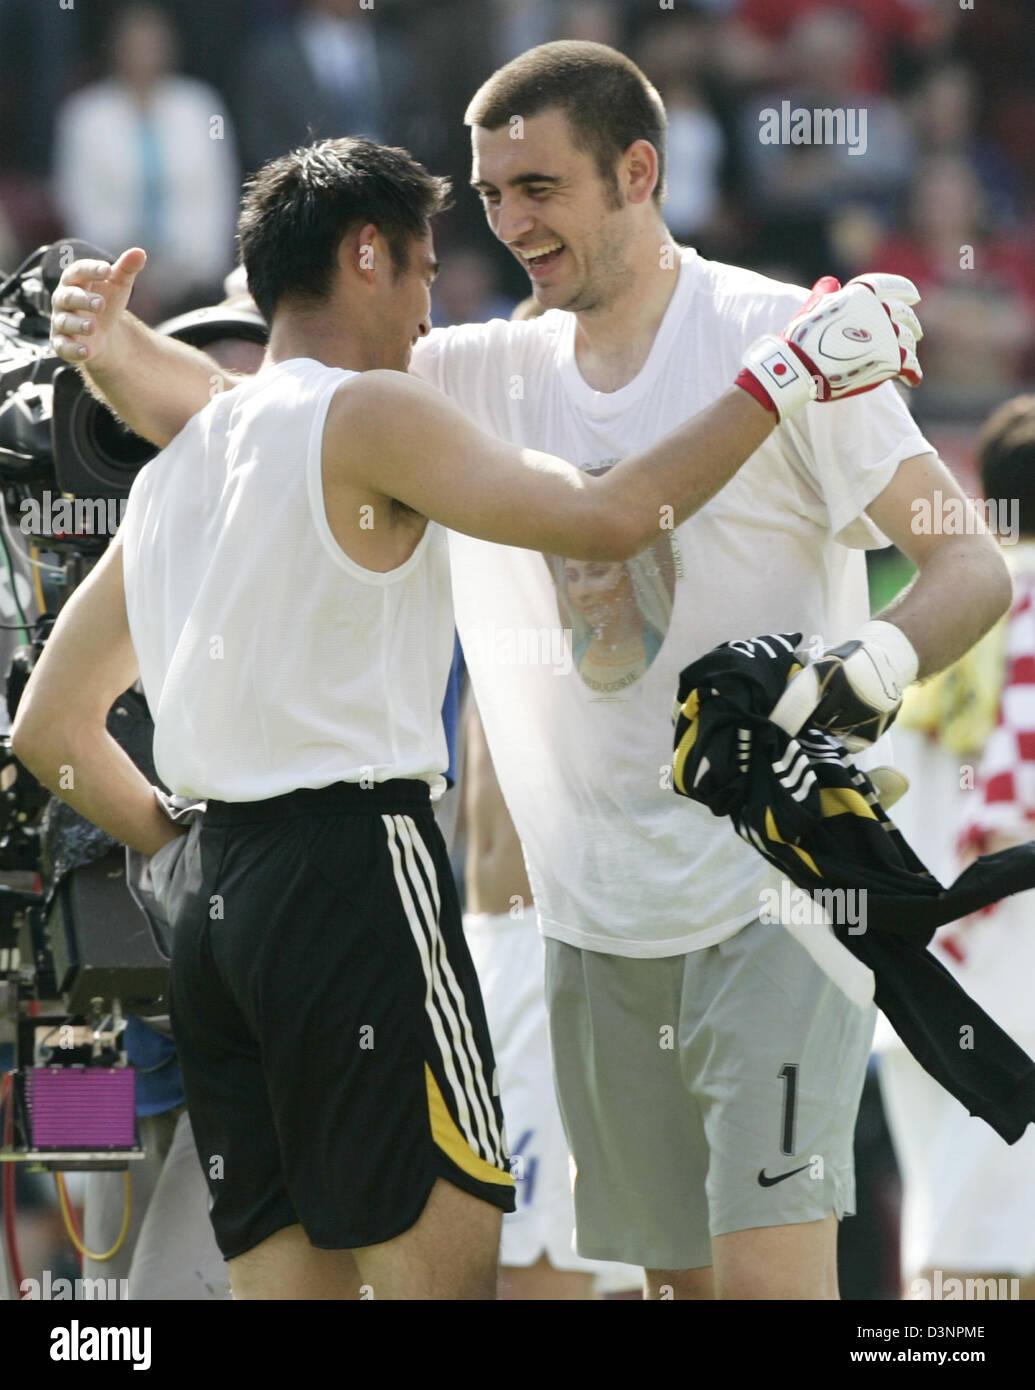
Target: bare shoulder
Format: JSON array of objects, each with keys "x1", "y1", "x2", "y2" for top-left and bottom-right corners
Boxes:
[
  {"x1": 324, "y1": 369, "x2": 460, "y2": 480},
  {"x1": 330, "y1": 368, "x2": 440, "y2": 424}
]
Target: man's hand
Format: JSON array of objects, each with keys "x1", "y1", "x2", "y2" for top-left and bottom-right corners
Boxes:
[
  {"x1": 769, "y1": 621, "x2": 920, "y2": 752},
  {"x1": 736, "y1": 273, "x2": 923, "y2": 423},
  {"x1": 48, "y1": 245, "x2": 232, "y2": 449},
  {"x1": 50, "y1": 247, "x2": 148, "y2": 367}
]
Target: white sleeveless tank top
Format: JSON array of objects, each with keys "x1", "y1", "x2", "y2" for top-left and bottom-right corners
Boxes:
[{"x1": 119, "y1": 357, "x2": 452, "y2": 800}]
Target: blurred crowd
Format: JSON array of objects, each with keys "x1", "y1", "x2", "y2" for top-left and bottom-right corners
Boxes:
[{"x1": 0, "y1": 0, "x2": 1032, "y2": 417}]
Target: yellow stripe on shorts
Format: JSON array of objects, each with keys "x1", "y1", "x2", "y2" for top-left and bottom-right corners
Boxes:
[{"x1": 425, "y1": 1063, "x2": 515, "y2": 1189}]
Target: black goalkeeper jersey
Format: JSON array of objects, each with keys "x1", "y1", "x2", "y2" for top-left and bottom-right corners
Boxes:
[{"x1": 672, "y1": 631, "x2": 1035, "y2": 1144}]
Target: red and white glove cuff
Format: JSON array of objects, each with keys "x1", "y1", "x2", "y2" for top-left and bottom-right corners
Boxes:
[{"x1": 736, "y1": 335, "x2": 816, "y2": 423}]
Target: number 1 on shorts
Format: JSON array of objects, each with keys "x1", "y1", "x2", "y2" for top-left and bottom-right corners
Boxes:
[{"x1": 778, "y1": 1063, "x2": 799, "y2": 1156}]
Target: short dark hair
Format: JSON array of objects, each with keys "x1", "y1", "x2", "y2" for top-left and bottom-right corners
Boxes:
[
  {"x1": 238, "y1": 137, "x2": 451, "y2": 322},
  {"x1": 979, "y1": 394, "x2": 1035, "y2": 539},
  {"x1": 464, "y1": 41, "x2": 667, "y2": 206}
]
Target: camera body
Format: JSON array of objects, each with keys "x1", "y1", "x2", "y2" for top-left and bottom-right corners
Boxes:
[
  {"x1": 0, "y1": 241, "x2": 265, "y2": 537},
  {"x1": 0, "y1": 688, "x2": 174, "y2": 1169}
]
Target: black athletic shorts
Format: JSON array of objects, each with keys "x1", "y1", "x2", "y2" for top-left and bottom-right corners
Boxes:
[{"x1": 168, "y1": 778, "x2": 515, "y2": 1260}]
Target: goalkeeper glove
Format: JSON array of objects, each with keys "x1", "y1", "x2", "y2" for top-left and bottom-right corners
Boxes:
[
  {"x1": 769, "y1": 620, "x2": 920, "y2": 752},
  {"x1": 736, "y1": 273, "x2": 923, "y2": 423}
]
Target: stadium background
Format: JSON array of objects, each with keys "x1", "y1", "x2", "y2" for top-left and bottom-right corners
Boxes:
[{"x1": 1, "y1": 0, "x2": 1033, "y2": 1299}]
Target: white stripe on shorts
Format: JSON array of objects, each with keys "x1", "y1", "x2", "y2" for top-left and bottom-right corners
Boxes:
[
  {"x1": 381, "y1": 813, "x2": 503, "y2": 1168},
  {"x1": 394, "y1": 813, "x2": 505, "y2": 1168}
]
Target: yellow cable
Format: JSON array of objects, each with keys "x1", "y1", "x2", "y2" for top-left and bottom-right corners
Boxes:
[
  {"x1": 54, "y1": 1169, "x2": 131, "y2": 1261},
  {"x1": 28, "y1": 542, "x2": 46, "y2": 617}
]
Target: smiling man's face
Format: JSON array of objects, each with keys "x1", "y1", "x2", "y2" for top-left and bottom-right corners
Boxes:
[{"x1": 470, "y1": 108, "x2": 639, "y2": 315}]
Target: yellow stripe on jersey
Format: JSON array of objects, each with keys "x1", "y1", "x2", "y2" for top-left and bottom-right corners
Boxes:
[
  {"x1": 819, "y1": 786, "x2": 877, "y2": 822},
  {"x1": 764, "y1": 805, "x2": 821, "y2": 877},
  {"x1": 672, "y1": 689, "x2": 701, "y2": 794},
  {"x1": 425, "y1": 1063, "x2": 515, "y2": 1189}
]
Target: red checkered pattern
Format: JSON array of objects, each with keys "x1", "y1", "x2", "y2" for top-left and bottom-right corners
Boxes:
[
  {"x1": 961, "y1": 577, "x2": 1035, "y2": 854},
  {"x1": 944, "y1": 569, "x2": 1035, "y2": 960}
]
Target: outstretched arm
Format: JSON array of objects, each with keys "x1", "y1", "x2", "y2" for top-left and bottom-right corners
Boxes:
[
  {"x1": 334, "y1": 274, "x2": 924, "y2": 562},
  {"x1": 50, "y1": 249, "x2": 240, "y2": 448},
  {"x1": 334, "y1": 371, "x2": 773, "y2": 561}
]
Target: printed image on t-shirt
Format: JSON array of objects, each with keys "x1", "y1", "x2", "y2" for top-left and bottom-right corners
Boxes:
[{"x1": 544, "y1": 462, "x2": 677, "y2": 697}]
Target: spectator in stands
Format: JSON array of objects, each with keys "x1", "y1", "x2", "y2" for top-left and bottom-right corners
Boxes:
[
  {"x1": 909, "y1": 63, "x2": 1024, "y2": 229},
  {"x1": 740, "y1": 7, "x2": 914, "y2": 281},
  {"x1": 51, "y1": 2, "x2": 238, "y2": 321},
  {"x1": 234, "y1": 0, "x2": 410, "y2": 173},
  {"x1": 949, "y1": 0, "x2": 1035, "y2": 193},
  {"x1": 0, "y1": 0, "x2": 84, "y2": 177},
  {"x1": 636, "y1": 16, "x2": 727, "y2": 244},
  {"x1": 492, "y1": 0, "x2": 561, "y2": 64},
  {"x1": 871, "y1": 154, "x2": 1035, "y2": 413},
  {"x1": 731, "y1": 0, "x2": 930, "y2": 94},
  {"x1": 557, "y1": 0, "x2": 622, "y2": 47}
]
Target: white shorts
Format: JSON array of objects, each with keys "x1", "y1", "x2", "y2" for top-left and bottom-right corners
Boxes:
[
  {"x1": 879, "y1": 1045, "x2": 1035, "y2": 1277},
  {"x1": 463, "y1": 911, "x2": 638, "y2": 1288}
]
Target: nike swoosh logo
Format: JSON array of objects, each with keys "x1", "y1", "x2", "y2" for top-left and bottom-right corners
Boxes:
[{"x1": 757, "y1": 1163, "x2": 809, "y2": 1187}]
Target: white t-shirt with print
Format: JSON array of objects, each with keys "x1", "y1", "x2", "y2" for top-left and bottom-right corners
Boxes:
[{"x1": 411, "y1": 248, "x2": 932, "y2": 957}]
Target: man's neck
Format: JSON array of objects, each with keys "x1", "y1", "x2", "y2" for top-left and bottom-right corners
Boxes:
[
  {"x1": 267, "y1": 309, "x2": 378, "y2": 375},
  {"x1": 573, "y1": 230, "x2": 683, "y2": 394}
]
